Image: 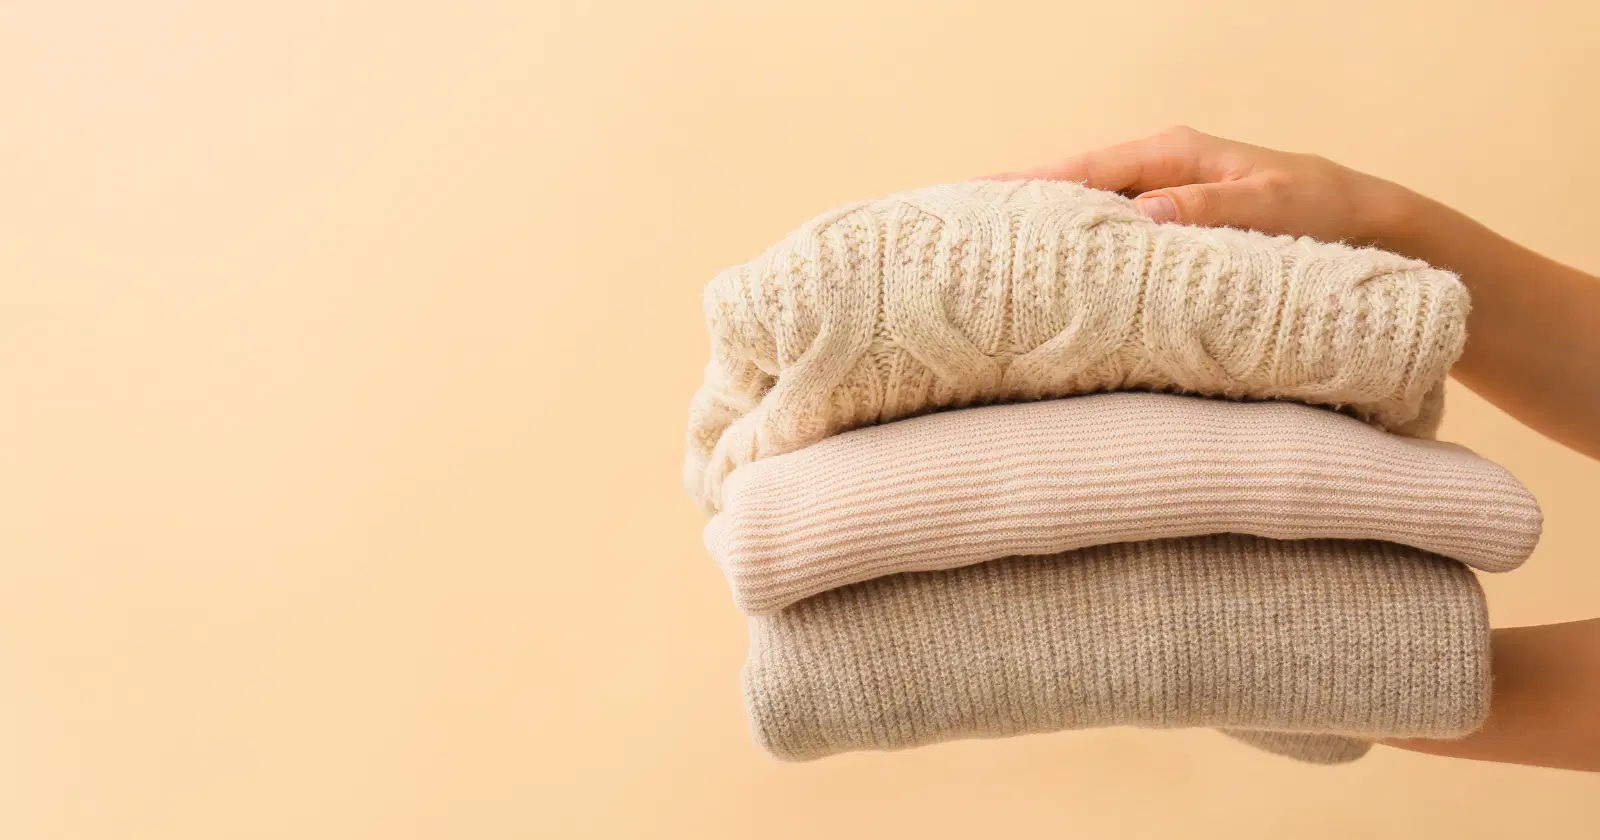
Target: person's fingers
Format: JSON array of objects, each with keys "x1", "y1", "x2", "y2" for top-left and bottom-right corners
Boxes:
[
  {"x1": 1076, "y1": 129, "x2": 1222, "y2": 193},
  {"x1": 1132, "y1": 177, "x2": 1272, "y2": 229},
  {"x1": 979, "y1": 141, "x2": 1156, "y2": 189},
  {"x1": 976, "y1": 161, "x2": 1084, "y2": 183},
  {"x1": 981, "y1": 126, "x2": 1238, "y2": 193},
  {"x1": 979, "y1": 143, "x2": 1139, "y2": 185}
]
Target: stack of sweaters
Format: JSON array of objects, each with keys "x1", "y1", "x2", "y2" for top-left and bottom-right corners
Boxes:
[{"x1": 684, "y1": 180, "x2": 1543, "y2": 764}]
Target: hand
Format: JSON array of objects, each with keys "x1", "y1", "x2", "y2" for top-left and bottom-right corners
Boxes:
[
  {"x1": 1383, "y1": 619, "x2": 1600, "y2": 772},
  {"x1": 988, "y1": 127, "x2": 1600, "y2": 460},
  {"x1": 992, "y1": 131, "x2": 1600, "y2": 774},
  {"x1": 983, "y1": 125, "x2": 1413, "y2": 247}
]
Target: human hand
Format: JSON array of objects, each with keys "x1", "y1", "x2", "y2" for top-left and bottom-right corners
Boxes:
[
  {"x1": 987, "y1": 127, "x2": 1600, "y2": 460},
  {"x1": 1383, "y1": 618, "x2": 1600, "y2": 772},
  {"x1": 983, "y1": 126, "x2": 1414, "y2": 247}
]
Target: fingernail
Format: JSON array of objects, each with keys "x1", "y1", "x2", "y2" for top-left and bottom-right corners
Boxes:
[{"x1": 1134, "y1": 195, "x2": 1177, "y2": 223}]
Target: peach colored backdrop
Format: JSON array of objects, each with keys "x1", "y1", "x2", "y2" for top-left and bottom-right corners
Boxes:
[{"x1": 4, "y1": 2, "x2": 1598, "y2": 837}]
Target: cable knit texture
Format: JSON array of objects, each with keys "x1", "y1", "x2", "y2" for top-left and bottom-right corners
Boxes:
[
  {"x1": 686, "y1": 179, "x2": 1469, "y2": 511},
  {"x1": 709, "y1": 393, "x2": 1540, "y2": 614},
  {"x1": 743, "y1": 534, "x2": 1490, "y2": 763}
]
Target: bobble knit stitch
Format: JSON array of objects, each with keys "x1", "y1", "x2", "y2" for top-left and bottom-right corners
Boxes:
[{"x1": 687, "y1": 180, "x2": 1469, "y2": 511}]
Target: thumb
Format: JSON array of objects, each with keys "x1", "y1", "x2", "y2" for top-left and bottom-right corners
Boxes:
[{"x1": 1133, "y1": 181, "x2": 1257, "y2": 228}]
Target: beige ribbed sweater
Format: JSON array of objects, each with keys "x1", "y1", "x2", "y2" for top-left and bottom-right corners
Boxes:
[
  {"x1": 709, "y1": 393, "x2": 1540, "y2": 614},
  {"x1": 686, "y1": 180, "x2": 1468, "y2": 511},
  {"x1": 745, "y1": 534, "x2": 1490, "y2": 763}
]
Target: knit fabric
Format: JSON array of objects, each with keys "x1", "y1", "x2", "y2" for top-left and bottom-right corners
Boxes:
[
  {"x1": 743, "y1": 534, "x2": 1490, "y2": 763},
  {"x1": 686, "y1": 179, "x2": 1469, "y2": 511},
  {"x1": 1218, "y1": 730, "x2": 1373, "y2": 764},
  {"x1": 709, "y1": 393, "x2": 1541, "y2": 614}
]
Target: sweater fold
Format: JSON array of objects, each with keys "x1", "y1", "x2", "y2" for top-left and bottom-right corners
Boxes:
[
  {"x1": 744, "y1": 534, "x2": 1490, "y2": 763},
  {"x1": 687, "y1": 180, "x2": 1469, "y2": 511},
  {"x1": 711, "y1": 393, "x2": 1540, "y2": 614}
]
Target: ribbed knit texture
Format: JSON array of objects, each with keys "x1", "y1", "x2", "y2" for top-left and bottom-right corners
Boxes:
[
  {"x1": 686, "y1": 179, "x2": 1469, "y2": 511},
  {"x1": 709, "y1": 393, "x2": 1541, "y2": 614},
  {"x1": 743, "y1": 534, "x2": 1490, "y2": 763}
]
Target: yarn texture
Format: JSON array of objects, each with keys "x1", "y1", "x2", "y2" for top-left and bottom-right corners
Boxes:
[
  {"x1": 743, "y1": 534, "x2": 1490, "y2": 763},
  {"x1": 1219, "y1": 730, "x2": 1373, "y2": 765},
  {"x1": 709, "y1": 393, "x2": 1541, "y2": 614},
  {"x1": 687, "y1": 180, "x2": 1469, "y2": 511}
]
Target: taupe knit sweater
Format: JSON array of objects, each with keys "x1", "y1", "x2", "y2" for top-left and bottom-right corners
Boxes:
[
  {"x1": 686, "y1": 180, "x2": 1468, "y2": 511},
  {"x1": 709, "y1": 393, "x2": 1541, "y2": 614},
  {"x1": 744, "y1": 535, "x2": 1491, "y2": 764}
]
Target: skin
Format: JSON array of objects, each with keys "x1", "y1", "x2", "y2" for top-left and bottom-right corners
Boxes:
[
  {"x1": 1385, "y1": 619, "x2": 1600, "y2": 772},
  {"x1": 985, "y1": 127, "x2": 1600, "y2": 771}
]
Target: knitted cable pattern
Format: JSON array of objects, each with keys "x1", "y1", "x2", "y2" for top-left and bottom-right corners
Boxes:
[{"x1": 687, "y1": 180, "x2": 1468, "y2": 511}]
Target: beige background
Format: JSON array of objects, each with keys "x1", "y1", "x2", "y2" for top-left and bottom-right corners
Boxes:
[{"x1": 3, "y1": 2, "x2": 1598, "y2": 838}]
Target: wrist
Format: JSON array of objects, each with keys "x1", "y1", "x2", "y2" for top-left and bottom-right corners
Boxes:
[{"x1": 1352, "y1": 174, "x2": 1428, "y2": 253}]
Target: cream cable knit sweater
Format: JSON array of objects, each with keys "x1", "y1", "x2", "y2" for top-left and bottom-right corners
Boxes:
[
  {"x1": 686, "y1": 180, "x2": 1468, "y2": 511},
  {"x1": 709, "y1": 393, "x2": 1541, "y2": 614},
  {"x1": 744, "y1": 534, "x2": 1490, "y2": 763}
]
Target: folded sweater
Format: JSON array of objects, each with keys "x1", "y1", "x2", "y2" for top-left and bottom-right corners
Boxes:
[
  {"x1": 710, "y1": 393, "x2": 1540, "y2": 614},
  {"x1": 687, "y1": 180, "x2": 1469, "y2": 511},
  {"x1": 744, "y1": 534, "x2": 1490, "y2": 763}
]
